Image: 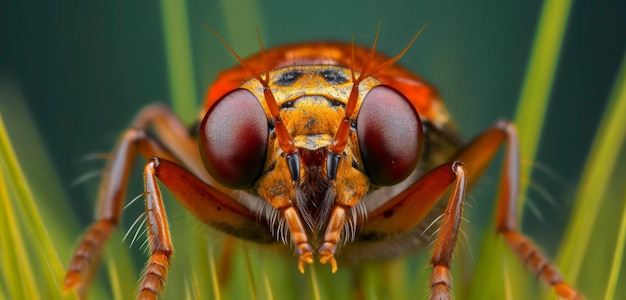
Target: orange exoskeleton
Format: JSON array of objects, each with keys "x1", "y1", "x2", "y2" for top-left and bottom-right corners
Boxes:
[{"x1": 64, "y1": 26, "x2": 583, "y2": 299}]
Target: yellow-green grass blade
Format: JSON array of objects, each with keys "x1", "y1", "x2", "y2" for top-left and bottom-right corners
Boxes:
[
  {"x1": 243, "y1": 247, "x2": 258, "y2": 300},
  {"x1": 220, "y1": 0, "x2": 267, "y2": 56},
  {"x1": 105, "y1": 253, "x2": 123, "y2": 300},
  {"x1": 0, "y1": 142, "x2": 39, "y2": 299},
  {"x1": 260, "y1": 255, "x2": 275, "y2": 300},
  {"x1": 0, "y1": 275, "x2": 5, "y2": 299},
  {"x1": 104, "y1": 231, "x2": 139, "y2": 300},
  {"x1": 556, "y1": 52, "x2": 626, "y2": 289},
  {"x1": 604, "y1": 183, "x2": 626, "y2": 300},
  {"x1": 207, "y1": 243, "x2": 222, "y2": 300},
  {"x1": 469, "y1": 0, "x2": 573, "y2": 298},
  {"x1": 307, "y1": 263, "x2": 321, "y2": 300},
  {"x1": 0, "y1": 78, "x2": 139, "y2": 299},
  {"x1": 0, "y1": 80, "x2": 80, "y2": 299},
  {"x1": 160, "y1": 0, "x2": 198, "y2": 123},
  {"x1": 514, "y1": 0, "x2": 572, "y2": 200},
  {"x1": 159, "y1": 0, "x2": 217, "y2": 298}
]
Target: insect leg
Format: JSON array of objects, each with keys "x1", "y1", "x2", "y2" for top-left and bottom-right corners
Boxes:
[
  {"x1": 319, "y1": 205, "x2": 347, "y2": 272},
  {"x1": 360, "y1": 161, "x2": 462, "y2": 237},
  {"x1": 454, "y1": 120, "x2": 582, "y2": 299},
  {"x1": 64, "y1": 121, "x2": 179, "y2": 297},
  {"x1": 283, "y1": 205, "x2": 316, "y2": 273},
  {"x1": 146, "y1": 158, "x2": 272, "y2": 242},
  {"x1": 359, "y1": 161, "x2": 467, "y2": 299},
  {"x1": 356, "y1": 121, "x2": 581, "y2": 299},
  {"x1": 428, "y1": 162, "x2": 467, "y2": 299},
  {"x1": 139, "y1": 158, "x2": 273, "y2": 299},
  {"x1": 64, "y1": 104, "x2": 266, "y2": 297}
]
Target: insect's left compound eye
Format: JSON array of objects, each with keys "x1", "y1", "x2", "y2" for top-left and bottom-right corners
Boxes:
[
  {"x1": 357, "y1": 86, "x2": 423, "y2": 186},
  {"x1": 199, "y1": 89, "x2": 268, "y2": 189}
]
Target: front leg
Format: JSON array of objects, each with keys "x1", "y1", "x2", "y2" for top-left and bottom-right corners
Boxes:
[
  {"x1": 64, "y1": 104, "x2": 193, "y2": 296},
  {"x1": 283, "y1": 206, "x2": 315, "y2": 273},
  {"x1": 318, "y1": 205, "x2": 347, "y2": 272},
  {"x1": 139, "y1": 158, "x2": 274, "y2": 299},
  {"x1": 456, "y1": 121, "x2": 581, "y2": 299},
  {"x1": 64, "y1": 104, "x2": 271, "y2": 298},
  {"x1": 137, "y1": 159, "x2": 174, "y2": 299},
  {"x1": 362, "y1": 162, "x2": 468, "y2": 299},
  {"x1": 64, "y1": 123, "x2": 180, "y2": 296},
  {"x1": 358, "y1": 121, "x2": 582, "y2": 299}
]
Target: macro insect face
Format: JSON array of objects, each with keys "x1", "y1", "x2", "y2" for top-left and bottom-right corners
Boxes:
[
  {"x1": 201, "y1": 62, "x2": 423, "y2": 272},
  {"x1": 64, "y1": 31, "x2": 583, "y2": 299}
]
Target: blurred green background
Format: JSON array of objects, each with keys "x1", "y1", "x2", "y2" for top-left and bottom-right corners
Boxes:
[{"x1": 1, "y1": 0, "x2": 625, "y2": 299}]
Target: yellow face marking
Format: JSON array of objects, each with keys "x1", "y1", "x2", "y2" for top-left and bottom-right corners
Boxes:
[
  {"x1": 240, "y1": 66, "x2": 380, "y2": 122},
  {"x1": 242, "y1": 66, "x2": 378, "y2": 216}
]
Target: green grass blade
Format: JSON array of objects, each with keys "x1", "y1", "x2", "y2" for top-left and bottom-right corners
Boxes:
[
  {"x1": 0, "y1": 80, "x2": 82, "y2": 299},
  {"x1": 243, "y1": 247, "x2": 258, "y2": 300},
  {"x1": 604, "y1": 184, "x2": 626, "y2": 300},
  {"x1": 556, "y1": 52, "x2": 626, "y2": 281},
  {"x1": 259, "y1": 252, "x2": 276, "y2": 300},
  {"x1": 105, "y1": 253, "x2": 122, "y2": 300},
  {"x1": 469, "y1": 0, "x2": 573, "y2": 298},
  {"x1": 207, "y1": 243, "x2": 222, "y2": 300},
  {"x1": 103, "y1": 233, "x2": 137, "y2": 300},
  {"x1": 308, "y1": 264, "x2": 321, "y2": 300},
  {"x1": 514, "y1": 0, "x2": 573, "y2": 201},
  {"x1": 0, "y1": 275, "x2": 6, "y2": 299},
  {"x1": 159, "y1": 1, "x2": 221, "y2": 298},
  {"x1": 0, "y1": 150, "x2": 38, "y2": 299},
  {"x1": 160, "y1": 0, "x2": 198, "y2": 122},
  {"x1": 220, "y1": 0, "x2": 267, "y2": 54}
]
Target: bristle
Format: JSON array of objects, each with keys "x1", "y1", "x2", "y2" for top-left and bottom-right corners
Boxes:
[
  {"x1": 294, "y1": 186, "x2": 315, "y2": 232},
  {"x1": 356, "y1": 19, "x2": 382, "y2": 83},
  {"x1": 358, "y1": 23, "x2": 427, "y2": 80},
  {"x1": 204, "y1": 25, "x2": 267, "y2": 86},
  {"x1": 122, "y1": 211, "x2": 146, "y2": 243},
  {"x1": 315, "y1": 185, "x2": 336, "y2": 234},
  {"x1": 256, "y1": 27, "x2": 269, "y2": 83}
]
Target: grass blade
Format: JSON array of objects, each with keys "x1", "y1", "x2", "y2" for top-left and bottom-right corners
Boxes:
[
  {"x1": 604, "y1": 184, "x2": 626, "y2": 300},
  {"x1": 308, "y1": 264, "x2": 321, "y2": 300},
  {"x1": 220, "y1": 0, "x2": 267, "y2": 54},
  {"x1": 515, "y1": 0, "x2": 573, "y2": 203},
  {"x1": 160, "y1": 0, "x2": 198, "y2": 122},
  {"x1": 556, "y1": 52, "x2": 626, "y2": 282},
  {"x1": 0, "y1": 145, "x2": 38, "y2": 299},
  {"x1": 0, "y1": 79, "x2": 82, "y2": 299},
  {"x1": 469, "y1": 0, "x2": 573, "y2": 298}
]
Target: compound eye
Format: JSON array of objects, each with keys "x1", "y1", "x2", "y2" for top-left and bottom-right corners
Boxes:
[
  {"x1": 199, "y1": 89, "x2": 268, "y2": 189},
  {"x1": 357, "y1": 86, "x2": 422, "y2": 186}
]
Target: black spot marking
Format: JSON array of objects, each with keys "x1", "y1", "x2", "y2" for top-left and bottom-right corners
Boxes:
[
  {"x1": 267, "y1": 161, "x2": 276, "y2": 172},
  {"x1": 217, "y1": 206, "x2": 222, "y2": 211},
  {"x1": 320, "y1": 69, "x2": 347, "y2": 84},
  {"x1": 383, "y1": 209, "x2": 394, "y2": 218},
  {"x1": 276, "y1": 70, "x2": 303, "y2": 86},
  {"x1": 330, "y1": 99, "x2": 344, "y2": 107},
  {"x1": 280, "y1": 101, "x2": 295, "y2": 109}
]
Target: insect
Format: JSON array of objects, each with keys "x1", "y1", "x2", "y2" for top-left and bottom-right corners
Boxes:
[{"x1": 64, "y1": 27, "x2": 582, "y2": 299}]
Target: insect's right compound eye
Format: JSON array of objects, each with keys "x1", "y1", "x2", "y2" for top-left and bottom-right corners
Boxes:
[
  {"x1": 199, "y1": 89, "x2": 268, "y2": 189},
  {"x1": 357, "y1": 86, "x2": 423, "y2": 186}
]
